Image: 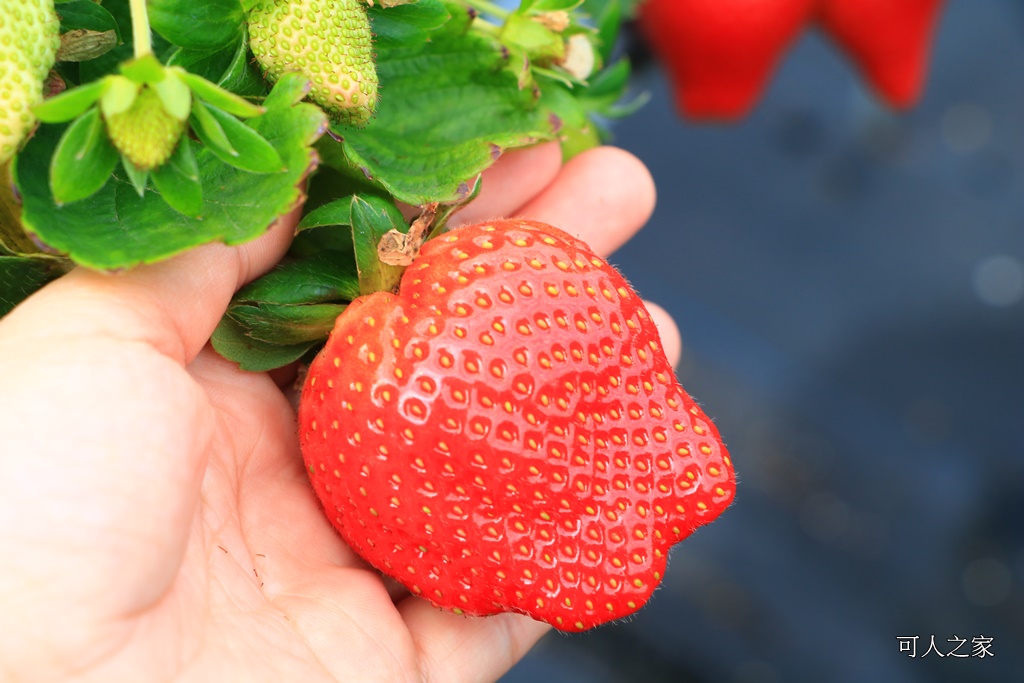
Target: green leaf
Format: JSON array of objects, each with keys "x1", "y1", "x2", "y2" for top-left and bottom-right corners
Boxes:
[
  {"x1": 150, "y1": 136, "x2": 203, "y2": 216},
  {"x1": 235, "y1": 250, "x2": 361, "y2": 306},
  {"x1": 213, "y1": 35, "x2": 268, "y2": 97},
  {"x1": 33, "y1": 79, "x2": 107, "y2": 123},
  {"x1": 333, "y1": 24, "x2": 556, "y2": 205},
  {"x1": 48, "y1": 110, "x2": 119, "y2": 205},
  {"x1": 148, "y1": 0, "x2": 245, "y2": 50},
  {"x1": 211, "y1": 314, "x2": 319, "y2": 373},
  {"x1": 350, "y1": 194, "x2": 408, "y2": 296},
  {"x1": 0, "y1": 256, "x2": 69, "y2": 318},
  {"x1": 228, "y1": 302, "x2": 346, "y2": 345},
  {"x1": 165, "y1": 37, "x2": 265, "y2": 97},
  {"x1": 368, "y1": 0, "x2": 451, "y2": 48},
  {"x1": 589, "y1": 0, "x2": 623, "y2": 64},
  {"x1": 57, "y1": 0, "x2": 123, "y2": 40},
  {"x1": 15, "y1": 79, "x2": 327, "y2": 269}
]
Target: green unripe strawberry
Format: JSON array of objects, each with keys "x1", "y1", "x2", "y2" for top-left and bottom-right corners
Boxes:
[
  {"x1": 0, "y1": 0, "x2": 60, "y2": 163},
  {"x1": 104, "y1": 86, "x2": 186, "y2": 170},
  {"x1": 248, "y1": 0, "x2": 378, "y2": 126}
]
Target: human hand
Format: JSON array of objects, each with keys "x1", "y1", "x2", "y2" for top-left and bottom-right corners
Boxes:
[{"x1": 0, "y1": 143, "x2": 670, "y2": 682}]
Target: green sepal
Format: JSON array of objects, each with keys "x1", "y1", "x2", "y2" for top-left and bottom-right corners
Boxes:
[
  {"x1": 178, "y1": 70, "x2": 264, "y2": 118},
  {"x1": 211, "y1": 314, "x2": 320, "y2": 373},
  {"x1": 150, "y1": 136, "x2": 203, "y2": 216},
  {"x1": 350, "y1": 194, "x2": 408, "y2": 296},
  {"x1": 120, "y1": 54, "x2": 167, "y2": 84},
  {"x1": 121, "y1": 157, "x2": 150, "y2": 196},
  {"x1": 48, "y1": 110, "x2": 119, "y2": 205},
  {"x1": 202, "y1": 104, "x2": 283, "y2": 174},
  {"x1": 502, "y1": 13, "x2": 565, "y2": 64},
  {"x1": 227, "y1": 302, "x2": 347, "y2": 345},
  {"x1": 33, "y1": 79, "x2": 107, "y2": 123},
  {"x1": 153, "y1": 70, "x2": 193, "y2": 121},
  {"x1": 235, "y1": 251, "x2": 361, "y2": 306},
  {"x1": 99, "y1": 76, "x2": 139, "y2": 118},
  {"x1": 189, "y1": 97, "x2": 235, "y2": 158}
]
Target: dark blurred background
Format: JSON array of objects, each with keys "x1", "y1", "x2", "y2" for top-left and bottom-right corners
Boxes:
[{"x1": 501, "y1": 0, "x2": 1024, "y2": 681}]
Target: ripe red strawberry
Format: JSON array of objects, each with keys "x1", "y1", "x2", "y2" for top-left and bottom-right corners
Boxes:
[
  {"x1": 816, "y1": 0, "x2": 945, "y2": 109},
  {"x1": 298, "y1": 219, "x2": 735, "y2": 631},
  {"x1": 636, "y1": 0, "x2": 815, "y2": 120}
]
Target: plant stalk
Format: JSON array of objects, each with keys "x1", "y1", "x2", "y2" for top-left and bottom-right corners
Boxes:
[
  {"x1": 129, "y1": 0, "x2": 153, "y2": 58},
  {"x1": 461, "y1": 0, "x2": 511, "y2": 20}
]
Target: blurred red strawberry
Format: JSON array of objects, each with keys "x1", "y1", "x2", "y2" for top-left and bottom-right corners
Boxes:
[
  {"x1": 816, "y1": 0, "x2": 945, "y2": 108},
  {"x1": 636, "y1": 0, "x2": 816, "y2": 120}
]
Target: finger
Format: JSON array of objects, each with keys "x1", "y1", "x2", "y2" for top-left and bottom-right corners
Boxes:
[
  {"x1": 516, "y1": 146, "x2": 656, "y2": 257},
  {"x1": 452, "y1": 142, "x2": 563, "y2": 227},
  {"x1": 5, "y1": 203, "x2": 301, "y2": 367},
  {"x1": 644, "y1": 300, "x2": 682, "y2": 368},
  {"x1": 399, "y1": 601, "x2": 551, "y2": 683}
]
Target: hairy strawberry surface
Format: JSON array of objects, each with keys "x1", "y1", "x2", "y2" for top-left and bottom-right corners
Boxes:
[
  {"x1": 0, "y1": 0, "x2": 60, "y2": 163},
  {"x1": 299, "y1": 219, "x2": 735, "y2": 631},
  {"x1": 248, "y1": 0, "x2": 377, "y2": 126}
]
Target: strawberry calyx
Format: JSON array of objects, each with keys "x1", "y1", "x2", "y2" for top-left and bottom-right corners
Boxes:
[{"x1": 32, "y1": 54, "x2": 275, "y2": 210}]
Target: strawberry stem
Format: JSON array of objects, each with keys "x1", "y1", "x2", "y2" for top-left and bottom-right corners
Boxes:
[
  {"x1": 461, "y1": 0, "x2": 510, "y2": 21},
  {"x1": 128, "y1": 0, "x2": 153, "y2": 58}
]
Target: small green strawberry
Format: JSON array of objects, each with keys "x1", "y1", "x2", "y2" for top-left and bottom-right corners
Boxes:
[
  {"x1": 248, "y1": 0, "x2": 378, "y2": 126},
  {"x1": 0, "y1": 0, "x2": 61, "y2": 163},
  {"x1": 103, "y1": 84, "x2": 188, "y2": 170}
]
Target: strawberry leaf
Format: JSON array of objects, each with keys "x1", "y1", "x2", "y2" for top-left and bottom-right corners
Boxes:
[
  {"x1": 57, "y1": 0, "x2": 123, "y2": 41},
  {"x1": 330, "y1": 21, "x2": 556, "y2": 205},
  {"x1": 14, "y1": 77, "x2": 327, "y2": 270},
  {"x1": 367, "y1": 0, "x2": 451, "y2": 48},
  {"x1": 166, "y1": 36, "x2": 266, "y2": 97},
  {"x1": 148, "y1": 0, "x2": 245, "y2": 51}
]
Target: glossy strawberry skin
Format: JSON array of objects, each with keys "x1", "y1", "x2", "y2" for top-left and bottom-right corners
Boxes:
[
  {"x1": 636, "y1": 0, "x2": 815, "y2": 120},
  {"x1": 817, "y1": 0, "x2": 945, "y2": 109},
  {"x1": 298, "y1": 219, "x2": 735, "y2": 631}
]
